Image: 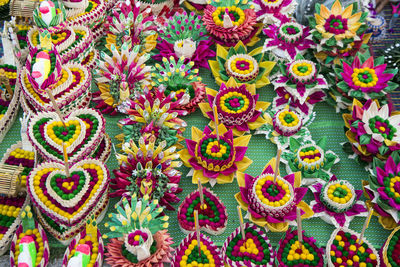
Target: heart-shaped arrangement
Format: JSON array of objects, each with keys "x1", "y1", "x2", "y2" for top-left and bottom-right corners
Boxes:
[
  {"x1": 28, "y1": 25, "x2": 93, "y2": 64},
  {"x1": 382, "y1": 226, "x2": 400, "y2": 266},
  {"x1": 0, "y1": 195, "x2": 29, "y2": 256},
  {"x1": 27, "y1": 158, "x2": 110, "y2": 228},
  {"x1": 1, "y1": 142, "x2": 36, "y2": 188},
  {"x1": 35, "y1": 192, "x2": 109, "y2": 244},
  {"x1": 171, "y1": 232, "x2": 224, "y2": 266},
  {"x1": 326, "y1": 228, "x2": 379, "y2": 267},
  {"x1": 276, "y1": 228, "x2": 325, "y2": 266},
  {"x1": 0, "y1": 64, "x2": 21, "y2": 144},
  {"x1": 28, "y1": 108, "x2": 105, "y2": 164},
  {"x1": 221, "y1": 222, "x2": 275, "y2": 267},
  {"x1": 20, "y1": 47, "x2": 91, "y2": 114},
  {"x1": 177, "y1": 187, "x2": 227, "y2": 235}
]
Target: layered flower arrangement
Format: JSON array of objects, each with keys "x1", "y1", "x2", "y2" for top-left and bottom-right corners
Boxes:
[
  {"x1": 253, "y1": 0, "x2": 297, "y2": 25},
  {"x1": 198, "y1": 77, "x2": 270, "y2": 136},
  {"x1": 111, "y1": 136, "x2": 182, "y2": 210},
  {"x1": 330, "y1": 53, "x2": 398, "y2": 111},
  {"x1": 343, "y1": 99, "x2": 400, "y2": 164},
  {"x1": 93, "y1": 43, "x2": 153, "y2": 115},
  {"x1": 262, "y1": 16, "x2": 315, "y2": 61},
  {"x1": 178, "y1": 124, "x2": 252, "y2": 186},
  {"x1": 255, "y1": 105, "x2": 314, "y2": 151},
  {"x1": 117, "y1": 87, "x2": 187, "y2": 148},
  {"x1": 177, "y1": 187, "x2": 228, "y2": 235},
  {"x1": 271, "y1": 54, "x2": 327, "y2": 115},
  {"x1": 310, "y1": 175, "x2": 368, "y2": 228},
  {"x1": 209, "y1": 41, "x2": 276, "y2": 89},
  {"x1": 382, "y1": 226, "x2": 400, "y2": 266},
  {"x1": 221, "y1": 222, "x2": 275, "y2": 267},
  {"x1": 281, "y1": 137, "x2": 340, "y2": 184},
  {"x1": 235, "y1": 157, "x2": 313, "y2": 232},
  {"x1": 364, "y1": 152, "x2": 400, "y2": 230},
  {"x1": 103, "y1": 0, "x2": 157, "y2": 53},
  {"x1": 202, "y1": 0, "x2": 261, "y2": 47},
  {"x1": 150, "y1": 56, "x2": 205, "y2": 114},
  {"x1": 275, "y1": 228, "x2": 325, "y2": 266},
  {"x1": 153, "y1": 11, "x2": 215, "y2": 69},
  {"x1": 308, "y1": 0, "x2": 370, "y2": 65},
  {"x1": 104, "y1": 194, "x2": 173, "y2": 267}
]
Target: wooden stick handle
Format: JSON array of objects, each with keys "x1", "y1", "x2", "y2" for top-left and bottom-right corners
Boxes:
[
  {"x1": 296, "y1": 207, "x2": 303, "y2": 248},
  {"x1": 237, "y1": 206, "x2": 246, "y2": 242},
  {"x1": 273, "y1": 149, "x2": 282, "y2": 183},
  {"x1": 358, "y1": 208, "x2": 373, "y2": 244},
  {"x1": 45, "y1": 89, "x2": 66, "y2": 127}
]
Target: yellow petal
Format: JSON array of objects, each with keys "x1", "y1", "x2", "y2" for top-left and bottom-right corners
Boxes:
[
  {"x1": 232, "y1": 128, "x2": 245, "y2": 137},
  {"x1": 348, "y1": 12, "x2": 362, "y2": 24},
  {"x1": 298, "y1": 201, "x2": 314, "y2": 219},
  {"x1": 236, "y1": 172, "x2": 246, "y2": 188},
  {"x1": 342, "y1": 113, "x2": 353, "y2": 128},
  {"x1": 250, "y1": 215, "x2": 269, "y2": 228},
  {"x1": 248, "y1": 46, "x2": 263, "y2": 57},
  {"x1": 233, "y1": 135, "x2": 251, "y2": 147},
  {"x1": 191, "y1": 126, "x2": 203, "y2": 142},
  {"x1": 342, "y1": 4, "x2": 353, "y2": 18},
  {"x1": 192, "y1": 169, "x2": 210, "y2": 184},
  {"x1": 255, "y1": 101, "x2": 270, "y2": 112},
  {"x1": 378, "y1": 215, "x2": 397, "y2": 230},
  {"x1": 216, "y1": 44, "x2": 228, "y2": 59},
  {"x1": 362, "y1": 33, "x2": 372, "y2": 44},
  {"x1": 266, "y1": 221, "x2": 289, "y2": 232},
  {"x1": 319, "y1": 4, "x2": 331, "y2": 19},
  {"x1": 331, "y1": 0, "x2": 343, "y2": 16},
  {"x1": 248, "y1": 117, "x2": 268, "y2": 130},
  {"x1": 226, "y1": 77, "x2": 240, "y2": 88},
  {"x1": 236, "y1": 156, "x2": 253, "y2": 172},
  {"x1": 214, "y1": 123, "x2": 228, "y2": 135},
  {"x1": 247, "y1": 84, "x2": 256, "y2": 95},
  {"x1": 260, "y1": 61, "x2": 276, "y2": 77},
  {"x1": 315, "y1": 25, "x2": 328, "y2": 34},
  {"x1": 345, "y1": 130, "x2": 358, "y2": 144},
  {"x1": 178, "y1": 149, "x2": 192, "y2": 167},
  {"x1": 293, "y1": 171, "x2": 302, "y2": 188},
  {"x1": 208, "y1": 60, "x2": 224, "y2": 86},
  {"x1": 315, "y1": 14, "x2": 325, "y2": 25},
  {"x1": 216, "y1": 173, "x2": 235, "y2": 184},
  {"x1": 198, "y1": 103, "x2": 212, "y2": 118},
  {"x1": 234, "y1": 40, "x2": 247, "y2": 53},
  {"x1": 235, "y1": 192, "x2": 248, "y2": 210},
  {"x1": 263, "y1": 158, "x2": 277, "y2": 174}
]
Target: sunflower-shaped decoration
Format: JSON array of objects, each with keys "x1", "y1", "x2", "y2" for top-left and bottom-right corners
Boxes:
[
  {"x1": 93, "y1": 43, "x2": 153, "y2": 115},
  {"x1": 308, "y1": 0, "x2": 370, "y2": 65},
  {"x1": 262, "y1": 16, "x2": 315, "y2": 61},
  {"x1": 255, "y1": 105, "x2": 314, "y2": 151},
  {"x1": 343, "y1": 99, "x2": 400, "y2": 165},
  {"x1": 111, "y1": 136, "x2": 182, "y2": 210},
  {"x1": 104, "y1": 194, "x2": 174, "y2": 266},
  {"x1": 329, "y1": 53, "x2": 398, "y2": 112},
  {"x1": 235, "y1": 157, "x2": 313, "y2": 232},
  {"x1": 209, "y1": 41, "x2": 276, "y2": 89},
  {"x1": 178, "y1": 124, "x2": 252, "y2": 187},
  {"x1": 253, "y1": 0, "x2": 297, "y2": 25},
  {"x1": 198, "y1": 77, "x2": 269, "y2": 136},
  {"x1": 364, "y1": 152, "x2": 400, "y2": 230},
  {"x1": 103, "y1": 0, "x2": 157, "y2": 54},
  {"x1": 150, "y1": 56, "x2": 206, "y2": 114},
  {"x1": 117, "y1": 87, "x2": 187, "y2": 148},
  {"x1": 271, "y1": 54, "x2": 327, "y2": 115},
  {"x1": 153, "y1": 11, "x2": 215, "y2": 69},
  {"x1": 202, "y1": 0, "x2": 261, "y2": 47},
  {"x1": 310, "y1": 175, "x2": 368, "y2": 228},
  {"x1": 281, "y1": 137, "x2": 340, "y2": 184}
]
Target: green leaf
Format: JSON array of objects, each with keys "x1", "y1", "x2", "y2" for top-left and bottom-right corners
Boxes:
[
  {"x1": 374, "y1": 56, "x2": 385, "y2": 66},
  {"x1": 359, "y1": 134, "x2": 371, "y2": 145},
  {"x1": 325, "y1": 56, "x2": 335, "y2": 64},
  {"x1": 334, "y1": 67, "x2": 343, "y2": 77},
  {"x1": 351, "y1": 2, "x2": 358, "y2": 13},
  {"x1": 360, "y1": 11, "x2": 368, "y2": 22},
  {"x1": 368, "y1": 92, "x2": 384, "y2": 99},
  {"x1": 289, "y1": 137, "x2": 301, "y2": 151},
  {"x1": 384, "y1": 82, "x2": 399, "y2": 92},
  {"x1": 378, "y1": 145, "x2": 390, "y2": 156},
  {"x1": 236, "y1": 45, "x2": 247, "y2": 55},
  {"x1": 315, "y1": 3, "x2": 321, "y2": 14},
  {"x1": 308, "y1": 17, "x2": 317, "y2": 28},
  {"x1": 337, "y1": 81, "x2": 350, "y2": 92},
  {"x1": 349, "y1": 90, "x2": 364, "y2": 98},
  {"x1": 342, "y1": 142, "x2": 354, "y2": 154},
  {"x1": 326, "y1": 37, "x2": 337, "y2": 47},
  {"x1": 356, "y1": 24, "x2": 368, "y2": 35},
  {"x1": 312, "y1": 31, "x2": 323, "y2": 40}
]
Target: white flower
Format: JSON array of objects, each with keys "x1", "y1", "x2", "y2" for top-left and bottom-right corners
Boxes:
[{"x1": 174, "y1": 39, "x2": 196, "y2": 59}]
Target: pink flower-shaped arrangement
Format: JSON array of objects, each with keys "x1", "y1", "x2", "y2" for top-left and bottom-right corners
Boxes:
[
  {"x1": 202, "y1": 0, "x2": 261, "y2": 47},
  {"x1": 310, "y1": 175, "x2": 368, "y2": 228},
  {"x1": 332, "y1": 53, "x2": 398, "y2": 111},
  {"x1": 153, "y1": 11, "x2": 215, "y2": 69},
  {"x1": 178, "y1": 124, "x2": 252, "y2": 186},
  {"x1": 262, "y1": 16, "x2": 315, "y2": 61},
  {"x1": 343, "y1": 99, "x2": 400, "y2": 164},
  {"x1": 235, "y1": 157, "x2": 313, "y2": 232}
]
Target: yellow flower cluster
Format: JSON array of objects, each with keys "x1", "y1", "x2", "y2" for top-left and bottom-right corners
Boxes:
[
  {"x1": 351, "y1": 68, "x2": 378, "y2": 88},
  {"x1": 239, "y1": 238, "x2": 260, "y2": 255},
  {"x1": 1, "y1": 70, "x2": 17, "y2": 80},
  {"x1": 32, "y1": 164, "x2": 104, "y2": 219},
  {"x1": 255, "y1": 177, "x2": 291, "y2": 207},
  {"x1": 389, "y1": 176, "x2": 400, "y2": 198},
  {"x1": 48, "y1": 120, "x2": 81, "y2": 146},
  {"x1": 206, "y1": 140, "x2": 226, "y2": 158},
  {"x1": 327, "y1": 183, "x2": 353, "y2": 204},
  {"x1": 68, "y1": 234, "x2": 99, "y2": 266},
  {"x1": 180, "y1": 239, "x2": 215, "y2": 267},
  {"x1": 219, "y1": 92, "x2": 249, "y2": 114},
  {"x1": 52, "y1": 31, "x2": 68, "y2": 45},
  {"x1": 287, "y1": 241, "x2": 315, "y2": 261},
  {"x1": 15, "y1": 229, "x2": 44, "y2": 265},
  {"x1": 0, "y1": 0, "x2": 9, "y2": 6},
  {"x1": 230, "y1": 58, "x2": 253, "y2": 74},
  {"x1": 0, "y1": 203, "x2": 20, "y2": 218},
  {"x1": 16, "y1": 24, "x2": 30, "y2": 31},
  {"x1": 278, "y1": 110, "x2": 299, "y2": 127},
  {"x1": 212, "y1": 6, "x2": 245, "y2": 27},
  {"x1": 292, "y1": 62, "x2": 313, "y2": 77},
  {"x1": 10, "y1": 149, "x2": 34, "y2": 160},
  {"x1": 299, "y1": 150, "x2": 320, "y2": 163}
]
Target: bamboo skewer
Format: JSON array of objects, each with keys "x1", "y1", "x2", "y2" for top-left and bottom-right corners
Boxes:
[
  {"x1": 194, "y1": 210, "x2": 202, "y2": 258},
  {"x1": 296, "y1": 207, "x2": 303, "y2": 249},
  {"x1": 358, "y1": 208, "x2": 373, "y2": 244}
]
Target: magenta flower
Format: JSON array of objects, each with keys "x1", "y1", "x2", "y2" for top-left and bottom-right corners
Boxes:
[
  {"x1": 253, "y1": 0, "x2": 297, "y2": 24},
  {"x1": 310, "y1": 176, "x2": 367, "y2": 228}
]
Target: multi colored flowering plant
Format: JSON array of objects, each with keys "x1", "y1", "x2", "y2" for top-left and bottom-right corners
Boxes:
[
  {"x1": 343, "y1": 99, "x2": 400, "y2": 164},
  {"x1": 198, "y1": 77, "x2": 270, "y2": 136}
]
